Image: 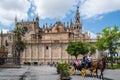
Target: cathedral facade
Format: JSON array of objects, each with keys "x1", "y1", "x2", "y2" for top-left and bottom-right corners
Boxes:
[{"x1": 0, "y1": 7, "x2": 97, "y2": 64}]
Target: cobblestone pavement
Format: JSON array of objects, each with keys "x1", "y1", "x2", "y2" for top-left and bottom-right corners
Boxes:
[{"x1": 0, "y1": 65, "x2": 120, "y2": 80}]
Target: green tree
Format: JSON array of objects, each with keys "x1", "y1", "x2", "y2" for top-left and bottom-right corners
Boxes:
[
  {"x1": 96, "y1": 25, "x2": 120, "y2": 68},
  {"x1": 66, "y1": 41, "x2": 89, "y2": 60},
  {"x1": 96, "y1": 25, "x2": 120, "y2": 53},
  {"x1": 95, "y1": 37, "x2": 106, "y2": 51},
  {"x1": 13, "y1": 27, "x2": 26, "y2": 65},
  {"x1": 89, "y1": 44, "x2": 96, "y2": 55}
]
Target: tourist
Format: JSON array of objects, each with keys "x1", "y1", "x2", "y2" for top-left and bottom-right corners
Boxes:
[
  {"x1": 75, "y1": 60, "x2": 80, "y2": 66},
  {"x1": 87, "y1": 54, "x2": 92, "y2": 67}
]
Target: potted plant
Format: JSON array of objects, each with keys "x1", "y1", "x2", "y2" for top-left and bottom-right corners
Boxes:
[
  {"x1": 57, "y1": 62, "x2": 65, "y2": 74},
  {"x1": 57, "y1": 62, "x2": 71, "y2": 80}
]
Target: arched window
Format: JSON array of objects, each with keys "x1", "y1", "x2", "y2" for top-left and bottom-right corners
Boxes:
[
  {"x1": 5, "y1": 40, "x2": 8, "y2": 46},
  {"x1": 8, "y1": 36, "x2": 11, "y2": 41},
  {"x1": 77, "y1": 26, "x2": 78, "y2": 29},
  {"x1": 46, "y1": 46, "x2": 49, "y2": 50}
]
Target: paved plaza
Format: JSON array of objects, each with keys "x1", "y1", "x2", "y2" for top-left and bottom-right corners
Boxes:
[{"x1": 0, "y1": 65, "x2": 120, "y2": 80}]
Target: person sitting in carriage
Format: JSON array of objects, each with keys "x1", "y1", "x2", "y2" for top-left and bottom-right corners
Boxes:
[
  {"x1": 82, "y1": 54, "x2": 88, "y2": 68},
  {"x1": 75, "y1": 60, "x2": 81, "y2": 67},
  {"x1": 82, "y1": 54, "x2": 92, "y2": 68},
  {"x1": 73, "y1": 59, "x2": 82, "y2": 70},
  {"x1": 87, "y1": 54, "x2": 92, "y2": 68}
]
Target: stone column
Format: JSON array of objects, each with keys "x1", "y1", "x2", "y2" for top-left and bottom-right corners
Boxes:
[
  {"x1": 36, "y1": 44, "x2": 38, "y2": 61},
  {"x1": 23, "y1": 48, "x2": 25, "y2": 63},
  {"x1": 30, "y1": 43, "x2": 32, "y2": 63},
  {"x1": 50, "y1": 44, "x2": 52, "y2": 62},
  {"x1": 25, "y1": 47, "x2": 26, "y2": 62},
  {"x1": 60, "y1": 43, "x2": 62, "y2": 62},
  {"x1": 38, "y1": 43, "x2": 39, "y2": 62},
  {"x1": 43, "y1": 44, "x2": 45, "y2": 63}
]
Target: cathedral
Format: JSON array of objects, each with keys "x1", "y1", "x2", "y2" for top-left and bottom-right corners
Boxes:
[{"x1": 0, "y1": 7, "x2": 97, "y2": 64}]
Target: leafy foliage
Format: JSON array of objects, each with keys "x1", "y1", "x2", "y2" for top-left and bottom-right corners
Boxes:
[
  {"x1": 13, "y1": 26, "x2": 26, "y2": 64},
  {"x1": 96, "y1": 25, "x2": 120, "y2": 68},
  {"x1": 66, "y1": 41, "x2": 95, "y2": 60},
  {"x1": 13, "y1": 27, "x2": 25, "y2": 41},
  {"x1": 56, "y1": 62, "x2": 70, "y2": 79},
  {"x1": 96, "y1": 25, "x2": 120, "y2": 53},
  {"x1": 14, "y1": 40, "x2": 26, "y2": 52},
  {"x1": 89, "y1": 44, "x2": 96, "y2": 54},
  {"x1": 13, "y1": 27, "x2": 26, "y2": 52}
]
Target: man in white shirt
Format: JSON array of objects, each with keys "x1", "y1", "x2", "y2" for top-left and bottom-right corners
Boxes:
[{"x1": 87, "y1": 54, "x2": 92, "y2": 67}]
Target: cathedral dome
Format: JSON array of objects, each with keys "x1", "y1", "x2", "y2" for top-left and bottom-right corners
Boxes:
[
  {"x1": 57, "y1": 25, "x2": 65, "y2": 32},
  {"x1": 52, "y1": 21, "x2": 65, "y2": 33},
  {"x1": 52, "y1": 27, "x2": 57, "y2": 32}
]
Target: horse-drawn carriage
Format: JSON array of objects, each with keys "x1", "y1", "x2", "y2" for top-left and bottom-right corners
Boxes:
[
  {"x1": 70, "y1": 61, "x2": 96, "y2": 77},
  {"x1": 69, "y1": 56, "x2": 107, "y2": 79}
]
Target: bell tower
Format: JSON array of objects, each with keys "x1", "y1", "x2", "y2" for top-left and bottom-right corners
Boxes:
[
  {"x1": 75, "y1": 6, "x2": 80, "y2": 23},
  {"x1": 73, "y1": 6, "x2": 82, "y2": 38},
  {"x1": 36, "y1": 13, "x2": 39, "y2": 27}
]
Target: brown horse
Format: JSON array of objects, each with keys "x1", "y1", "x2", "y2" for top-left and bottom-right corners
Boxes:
[{"x1": 91, "y1": 56, "x2": 107, "y2": 79}]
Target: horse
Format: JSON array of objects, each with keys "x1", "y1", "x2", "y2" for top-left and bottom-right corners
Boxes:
[{"x1": 91, "y1": 56, "x2": 107, "y2": 79}]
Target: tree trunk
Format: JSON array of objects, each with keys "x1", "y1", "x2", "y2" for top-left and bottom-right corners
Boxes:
[
  {"x1": 15, "y1": 51, "x2": 17, "y2": 64},
  {"x1": 17, "y1": 50, "x2": 20, "y2": 65},
  {"x1": 111, "y1": 57, "x2": 113, "y2": 69},
  {"x1": 75, "y1": 56, "x2": 77, "y2": 60}
]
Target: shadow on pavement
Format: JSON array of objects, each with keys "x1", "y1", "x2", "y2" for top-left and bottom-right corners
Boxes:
[{"x1": 72, "y1": 73, "x2": 114, "y2": 80}]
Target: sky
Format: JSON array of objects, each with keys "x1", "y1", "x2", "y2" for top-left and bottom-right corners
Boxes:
[{"x1": 0, "y1": 0, "x2": 120, "y2": 36}]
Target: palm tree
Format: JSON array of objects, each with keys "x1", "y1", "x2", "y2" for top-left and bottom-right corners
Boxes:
[{"x1": 13, "y1": 27, "x2": 26, "y2": 65}]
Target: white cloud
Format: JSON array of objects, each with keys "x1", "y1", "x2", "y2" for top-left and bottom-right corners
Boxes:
[
  {"x1": 0, "y1": 0, "x2": 31, "y2": 26},
  {"x1": 80, "y1": 0, "x2": 120, "y2": 19},
  {"x1": 95, "y1": 16, "x2": 103, "y2": 20},
  {"x1": 0, "y1": 29, "x2": 9, "y2": 34},
  {"x1": 32, "y1": 0, "x2": 78, "y2": 19}
]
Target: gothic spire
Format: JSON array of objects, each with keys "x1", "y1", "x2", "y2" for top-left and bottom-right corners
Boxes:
[
  {"x1": 75, "y1": 6, "x2": 80, "y2": 23},
  {"x1": 43, "y1": 24, "x2": 45, "y2": 29},
  {"x1": 67, "y1": 21, "x2": 69, "y2": 28},
  {"x1": 45, "y1": 23, "x2": 49, "y2": 33},
  {"x1": 46, "y1": 23, "x2": 48, "y2": 27},
  {"x1": 50, "y1": 23, "x2": 52, "y2": 28},
  {"x1": 36, "y1": 13, "x2": 39, "y2": 21},
  {"x1": 70, "y1": 19, "x2": 73, "y2": 26},
  {"x1": 15, "y1": 16, "x2": 17, "y2": 23},
  {"x1": 63, "y1": 22, "x2": 65, "y2": 27},
  {"x1": 45, "y1": 23, "x2": 48, "y2": 30}
]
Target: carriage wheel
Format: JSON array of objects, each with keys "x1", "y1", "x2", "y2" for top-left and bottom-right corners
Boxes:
[
  {"x1": 70, "y1": 66, "x2": 76, "y2": 75},
  {"x1": 81, "y1": 68, "x2": 86, "y2": 77}
]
